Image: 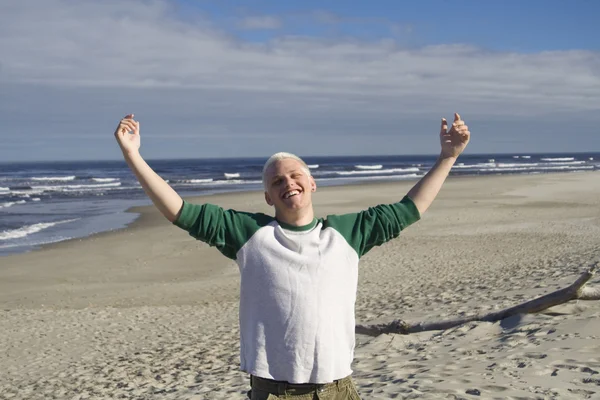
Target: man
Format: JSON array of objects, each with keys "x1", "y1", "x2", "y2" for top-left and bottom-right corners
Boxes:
[{"x1": 114, "y1": 114, "x2": 470, "y2": 399}]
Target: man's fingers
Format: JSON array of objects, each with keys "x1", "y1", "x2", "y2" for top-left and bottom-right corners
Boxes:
[
  {"x1": 124, "y1": 114, "x2": 134, "y2": 119},
  {"x1": 454, "y1": 112, "x2": 461, "y2": 122},
  {"x1": 120, "y1": 118, "x2": 137, "y2": 126},
  {"x1": 120, "y1": 120, "x2": 136, "y2": 130},
  {"x1": 119, "y1": 120, "x2": 136, "y2": 134},
  {"x1": 451, "y1": 122, "x2": 468, "y2": 134},
  {"x1": 440, "y1": 118, "x2": 448, "y2": 133},
  {"x1": 453, "y1": 124, "x2": 468, "y2": 132}
]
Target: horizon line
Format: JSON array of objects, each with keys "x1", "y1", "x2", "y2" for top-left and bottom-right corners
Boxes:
[{"x1": 1, "y1": 150, "x2": 599, "y2": 165}]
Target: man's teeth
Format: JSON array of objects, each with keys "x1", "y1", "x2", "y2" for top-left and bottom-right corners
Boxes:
[{"x1": 284, "y1": 190, "x2": 300, "y2": 199}]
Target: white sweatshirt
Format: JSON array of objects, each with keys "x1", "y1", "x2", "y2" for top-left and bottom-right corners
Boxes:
[{"x1": 174, "y1": 196, "x2": 419, "y2": 383}]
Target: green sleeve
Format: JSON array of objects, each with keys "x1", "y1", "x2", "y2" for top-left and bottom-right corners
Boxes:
[
  {"x1": 323, "y1": 196, "x2": 420, "y2": 258},
  {"x1": 173, "y1": 201, "x2": 274, "y2": 260}
]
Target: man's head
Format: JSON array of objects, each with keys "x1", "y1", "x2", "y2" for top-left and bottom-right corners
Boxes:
[{"x1": 262, "y1": 152, "x2": 317, "y2": 223}]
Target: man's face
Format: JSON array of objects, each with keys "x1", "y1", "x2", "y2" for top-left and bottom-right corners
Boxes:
[{"x1": 264, "y1": 158, "x2": 316, "y2": 215}]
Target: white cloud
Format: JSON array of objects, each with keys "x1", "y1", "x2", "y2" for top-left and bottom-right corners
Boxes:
[
  {"x1": 1, "y1": 0, "x2": 598, "y2": 118},
  {"x1": 237, "y1": 15, "x2": 282, "y2": 30},
  {"x1": 0, "y1": 0, "x2": 598, "y2": 161}
]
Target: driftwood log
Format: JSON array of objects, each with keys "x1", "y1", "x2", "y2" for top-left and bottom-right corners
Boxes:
[{"x1": 356, "y1": 262, "x2": 599, "y2": 337}]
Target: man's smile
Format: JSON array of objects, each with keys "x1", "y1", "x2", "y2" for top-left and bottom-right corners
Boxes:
[{"x1": 282, "y1": 189, "x2": 301, "y2": 199}]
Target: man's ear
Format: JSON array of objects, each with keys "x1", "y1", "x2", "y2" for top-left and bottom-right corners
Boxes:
[
  {"x1": 265, "y1": 191, "x2": 274, "y2": 206},
  {"x1": 310, "y1": 177, "x2": 317, "y2": 192}
]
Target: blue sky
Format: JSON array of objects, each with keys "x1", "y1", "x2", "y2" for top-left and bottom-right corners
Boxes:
[
  {"x1": 195, "y1": 0, "x2": 599, "y2": 51},
  {"x1": 0, "y1": 0, "x2": 598, "y2": 161}
]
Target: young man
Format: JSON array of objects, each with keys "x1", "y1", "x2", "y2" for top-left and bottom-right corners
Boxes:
[{"x1": 114, "y1": 114, "x2": 470, "y2": 399}]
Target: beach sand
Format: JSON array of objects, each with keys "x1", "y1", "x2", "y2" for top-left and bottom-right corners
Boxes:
[{"x1": 1, "y1": 172, "x2": 599, "y2": 399}]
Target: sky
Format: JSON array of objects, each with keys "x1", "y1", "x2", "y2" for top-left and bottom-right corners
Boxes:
[{"x1": 0, "y1": 0, "x2": 599, "y2": 162}]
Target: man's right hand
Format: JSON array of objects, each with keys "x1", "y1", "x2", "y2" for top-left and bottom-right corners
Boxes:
[{"x1": 114, "y1": 114, "x2": 140, "y2": 155}]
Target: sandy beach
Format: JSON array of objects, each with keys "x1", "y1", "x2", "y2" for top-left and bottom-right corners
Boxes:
[{"x1": 1, "y1": 172, "x2": 600, "y2": 399}]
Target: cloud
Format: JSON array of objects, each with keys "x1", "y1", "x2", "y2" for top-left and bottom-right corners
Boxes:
[
  {"x1": 1, "y1": 0, "x2": 598, "y2": 117},
  {"x1": 0, "y1": 0, "x2": 598, "y2": 161},
  {"x1": 236, "y1": 15, "x2": 282, "y2": 30},
  {"x1": 390, "y1": 23, "x2": 414, "y2": 36}
]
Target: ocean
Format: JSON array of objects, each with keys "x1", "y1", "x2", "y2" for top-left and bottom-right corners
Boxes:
[{"x1": 1, "y1": 152, "x2": 598, "y2": 256}]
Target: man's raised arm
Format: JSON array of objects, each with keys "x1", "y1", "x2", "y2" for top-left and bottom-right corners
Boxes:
[
  {"x1": 406, "y1": 113, "x2": 471, "y2": 214},
  {"x1": 114, "y1": 114, "x2": 183, "y2": 223}
]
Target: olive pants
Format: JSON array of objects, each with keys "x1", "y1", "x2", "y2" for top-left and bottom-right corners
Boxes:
[{"x1": 248, "y1": 375, "x2": 361, "y2": 400}]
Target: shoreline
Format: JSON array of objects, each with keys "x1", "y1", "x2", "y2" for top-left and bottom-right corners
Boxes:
[
  {"x1": 2, "y1": 171, "x2": 599, "y2": 308},
  {"x1": 4, "y1": 170, "x2": 597, "y2": 259}
]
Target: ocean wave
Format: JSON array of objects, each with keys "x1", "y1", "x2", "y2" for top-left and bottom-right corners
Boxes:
[
  {"x1": 0, "y1": 236, "x2": 73, "y2": 250},
  {"x1": 541, "y1": 157, "x2": 575, "y2": 162},
  {"x1": 176, "y1": 179, "x2": 214, "y2": 184},
  {"x1": 0, "y1": 187, "x2": 8, "y2": 192},
  {"x1": 307, "y1": 164, "x2": 319, "y2": 169},
  {"x1": 172, "y1": 178, "x2": 261, "y2": 186},
  {"x1": 546, "y1": 161, "x2": 586, "y2": 165},
  {"x1": 224, "y1": 173, "x2": 241, "y2": 179},
  {"x1": 76, "y1": 185, "x2": 139, "y2": 192},
  {"x1": 496, "y1": 163, "x2": 539, "y2": 168},
  {"x1": 0, "y1": 218, "x2": 79, "y2": 241},
  {"x1": 212, "y1": 179, "x2": 262, "y2": 185},
  {"x1": 455, "y1": 161, "x2": 587, "y2": 170},
  {"x1": 7, "y1": 189, "x2": 46, "y2": 196},
  {"x1": 5, "y1": 183, "x2": 126, "y2": 196},
  {"x1": 35, "y1": 182, "x2": 122, "y2": 191},
  {"x1": 92, "y1": 178, "x2": 119, "y2": 182},
  {"x1": 355, "y1": 165, "x2": 383, "y2": 170},
  {"x1": 336, "y1": 167, "x2": 420, "y2": 176},
  {"x1": 0, "y1": 200, "x2": 27, "y2": 209},
  {"x1": 452, "y1": 163, "x2": 496, "y2": 169},
  {"x1": 317, "y1": 173, "x2": 421, "y2": 183},
  {"x1": 477, "y1": 165, "x2": 594, "y2": 173},
  {"x1": 31, "y1": 176, "x2": 76, "y2": 181}
]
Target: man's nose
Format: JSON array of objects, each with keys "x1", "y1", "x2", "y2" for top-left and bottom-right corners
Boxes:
[{"x1": 283, "y1": 176, "x2": 295, "y2": 187}]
